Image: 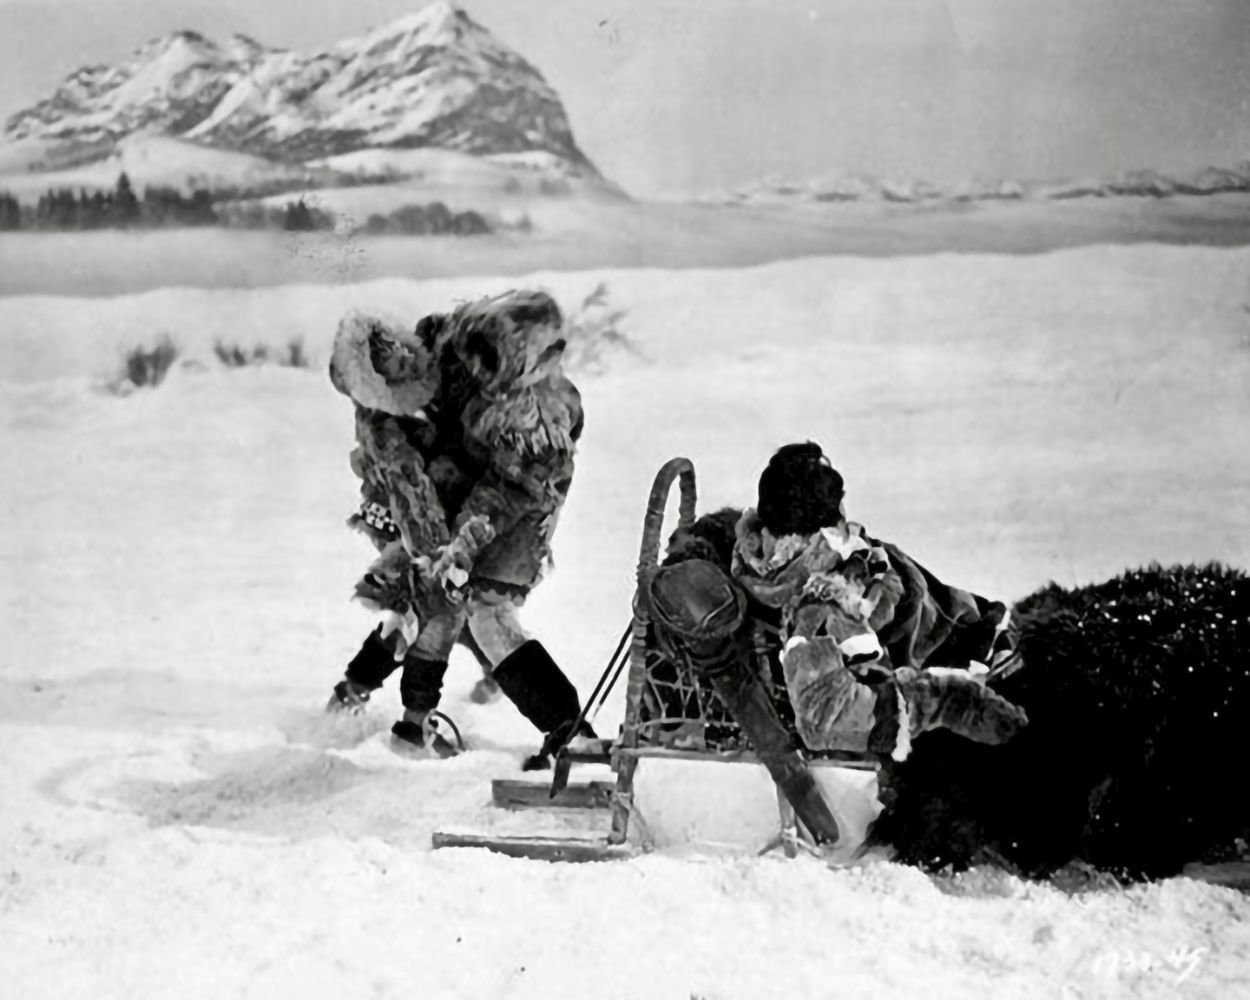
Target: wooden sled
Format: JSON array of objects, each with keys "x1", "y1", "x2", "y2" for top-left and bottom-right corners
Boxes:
[{"x1": 431, "y1": 457, "x2": 865, "y2": 863}]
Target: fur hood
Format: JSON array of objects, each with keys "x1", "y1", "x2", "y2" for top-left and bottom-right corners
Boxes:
[
  {"x1": 443, "y1": 289, "x2": 580, "y2": 494},
  {"x1": 443, "y1": 289, "x2": 566, "y2": 397},
  {"x1": 329, "y1": 310, "x2": 439, "y2": 416}
]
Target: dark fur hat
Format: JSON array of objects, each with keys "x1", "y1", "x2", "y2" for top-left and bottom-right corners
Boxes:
[{"x1": 756, "y1": 441, "x2": 845, "y2": 537}]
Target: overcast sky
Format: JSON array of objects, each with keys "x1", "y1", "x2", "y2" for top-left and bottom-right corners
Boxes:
[{"x1": 1, "y1": 0, "x2": 1247, "y2": 198}]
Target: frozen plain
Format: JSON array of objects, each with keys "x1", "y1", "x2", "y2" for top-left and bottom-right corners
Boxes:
[{"x1": 1, "y1": 244, "x2": 1249, "y2": 998}]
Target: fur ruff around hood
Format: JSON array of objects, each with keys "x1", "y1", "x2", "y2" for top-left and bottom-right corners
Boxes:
[
  {"x1": 732, "y1": 508, "x2": 892, "y2": 627},
  {"x1": 329, "y1": 311, "x2": 439, "y2": 416}
]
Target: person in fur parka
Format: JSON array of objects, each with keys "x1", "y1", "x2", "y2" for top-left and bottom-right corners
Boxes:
[
  {"x1": 325, "y1": 290, "x2": 593, "y2": 768},
  {"x1": 732, "y1": 442, "x2": 1028, "y2": 761}
]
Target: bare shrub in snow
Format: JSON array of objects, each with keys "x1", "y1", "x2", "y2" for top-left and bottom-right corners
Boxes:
[
  {"x1": 213, "y1": 337, "x2": 310, "y2": 369},
  {"x1": 108, "y1": 335, "x2": 180, "y2": 394},
  {"x1": 560, "y1": 282, "x2": 645, "y2": 375},
  {"x1": 284, "y1": 337, "x2": 309, "y2": 369}
]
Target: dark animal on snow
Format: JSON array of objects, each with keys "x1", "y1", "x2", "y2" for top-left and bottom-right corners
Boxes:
[{"x1": 867, "y1": 561, "x2": 1250, "y2": 881}]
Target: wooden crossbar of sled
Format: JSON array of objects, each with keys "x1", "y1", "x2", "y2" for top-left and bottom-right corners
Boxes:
[
  {"x1": 431, "y1": 457, "x2": 859, "y2": 862},
  {"x1": 491, "y1": 778, "x2": 615, "y2": 810},
  {"x1": 432, "y1": 832, "x2": 634, "y2": 863}
]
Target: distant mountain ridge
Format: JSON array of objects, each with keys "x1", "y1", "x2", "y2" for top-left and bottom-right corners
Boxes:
[
  {"x1": 2, "y1": 2, "x2": 601, "y2": 178},
  {"x1": 710, "y1": 163, "x2": 1250, "y2": 206}
]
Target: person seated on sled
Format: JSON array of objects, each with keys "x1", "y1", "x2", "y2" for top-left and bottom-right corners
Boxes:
[
  {"x1": 731, "y1": 442, "x2": 1027, "y2": 760},
  {"x1": 324, "y1": 290, "x2": 593, "y2": 769}
]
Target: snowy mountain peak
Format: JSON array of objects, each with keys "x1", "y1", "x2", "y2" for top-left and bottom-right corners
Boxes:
[
  {"x1": 134, "y1": 30, "x2": 214, "y2": 56},
  {"x1": 358, "y1": 0, "x2": 467, "y2": 44},
  {"x1": 3, "y1": 2, "x2": 601, "y2": 177},
  {"x1": 4, "y1": 29, "x2": 265, "y2": 144},
  {"x1": 221, "y1": 33, "x2": 275, "y2": 62}
]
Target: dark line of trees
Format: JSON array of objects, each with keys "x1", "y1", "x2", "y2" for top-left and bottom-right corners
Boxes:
[
  {"x1": 0, "y1": 191, "x2": 20, "y2": 230},
  {"x1": 215, "y1": 196, "x2": 336, "y2": 232},
  {"x1": 282, "y1": 198, "x2": 334, "y2": 232},
  {"x1": 0, "y1": 173, "x2": 495, "y2": 237},
  {"x1": 217, "y1": 197, "x2": 493, "y2": 236},
  {"x1": 358, "y1": 202, "x2": 491, "y2": 236},
  {"x1": 0, "y1": 173, "x2": 218, "y2": 231}
]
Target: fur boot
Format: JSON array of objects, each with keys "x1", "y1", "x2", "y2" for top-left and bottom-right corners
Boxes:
[
  {"x1": 391, "y1": 654, "x2": 461, "y2": 754},
  {"x1": 490, "y1": 640, "x2": 594, "y2": 770},
  {"x1": 886, "y1": 667, "x2": 1028, "y2": 757},
  {"x1": 390, "y1": 710, "x2": 462, "y2": 757},
  {"x1": 326, "y1": 626, "x2": 401, "y2": 713},
  {"x1": 397, "y1": 654, "x2": 450, "y2": 716}
]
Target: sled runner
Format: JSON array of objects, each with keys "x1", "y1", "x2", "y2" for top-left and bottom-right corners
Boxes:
[{"x1": 431, "y1": 458, "x2": 877, "y2": 862}]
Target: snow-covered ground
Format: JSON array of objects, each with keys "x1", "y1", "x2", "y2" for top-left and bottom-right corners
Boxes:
[{"x1": 2, "y1": 245, "x2": 1249, "y2": 998}]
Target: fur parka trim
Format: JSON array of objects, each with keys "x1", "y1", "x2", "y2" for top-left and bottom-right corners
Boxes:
[
  {"x1": 463, "y1": 377, "x2": 579, "y2": 494},
  {"x1": 732, "y1": 509, "x2": 892, "y2": 624},
  {"x1": 329, "y1": 310, "x2": 439, "y2": 416},
  {"x1": 350, "y1": 408, "x2": 450, "y2": 558}
]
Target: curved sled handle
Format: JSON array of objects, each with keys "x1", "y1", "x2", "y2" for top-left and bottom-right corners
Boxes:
[
  {"x1": 618, "y1": 457, "x2": 698, "y2": 757},
  {"x1": 610, "y1": 457, "x2": 698, "y2": 845},
  {"x1": 635, "y1": 456, "x2": 697, "y2": 585}
]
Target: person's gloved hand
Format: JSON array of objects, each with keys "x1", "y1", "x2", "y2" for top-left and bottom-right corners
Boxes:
[
  {"x1": 408, "y1": 554, "x2": 463, "y2": 617},
  {"x1": 422, "y1": 516, "x2": 497, "y2": 602},
  {"x1": 354, "y1": 541, "x2": 416, "y2": 614}
]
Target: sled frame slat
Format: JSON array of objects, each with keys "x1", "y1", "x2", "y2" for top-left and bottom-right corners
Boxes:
[
  {"x1": 432, "y1": 832, "x2": 634, "y2": 863},
  {"x1": 492, "y1": 779, "x2": 614, "y2": 810},
  {"x1": 616, "y1": 746, "x2": 879, "y2": 771}
]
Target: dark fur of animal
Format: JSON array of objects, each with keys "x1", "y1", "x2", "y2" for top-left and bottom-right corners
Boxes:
[
  {"x1": 867, "y1": 561, "x2": 1250, "y2": 880},
  {"x1": 756, "y1": 442, "x2": 845, "y2": 537},
  {"x1": 662, "y1": 507, "x2": 743, "y2": 568}
]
